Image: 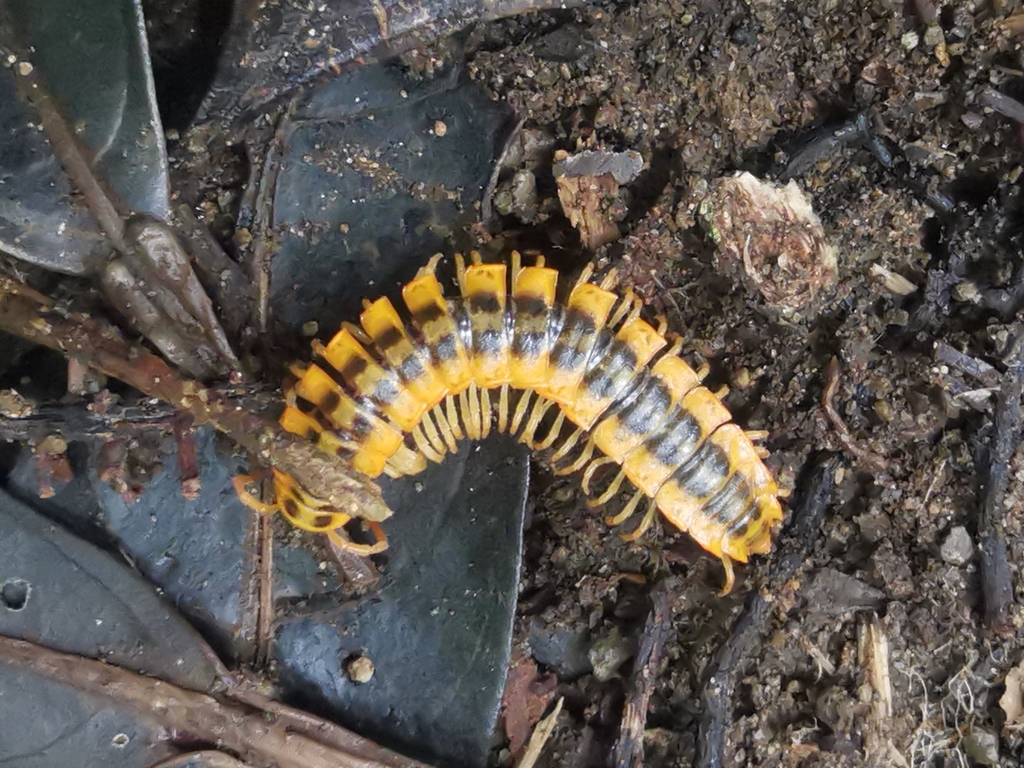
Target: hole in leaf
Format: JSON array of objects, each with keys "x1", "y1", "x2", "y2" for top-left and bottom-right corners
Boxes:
[{"x1": 1, "y1": 579, "x2": 30, "y2": 611}]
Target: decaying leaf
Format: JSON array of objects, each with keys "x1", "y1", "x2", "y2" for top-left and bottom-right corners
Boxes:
[{"x1": 501, "y1": 654, "x2": 558, "y2": 758}]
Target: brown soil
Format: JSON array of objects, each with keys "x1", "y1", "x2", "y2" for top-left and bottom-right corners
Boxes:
[{"x1": 462, "y1": 2, "x2": 1024, "y2": 766}]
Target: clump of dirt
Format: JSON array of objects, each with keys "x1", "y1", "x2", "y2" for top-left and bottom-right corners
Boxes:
[{"x1": 467, "y1": 1, "x2": 1024, "y2": 766}]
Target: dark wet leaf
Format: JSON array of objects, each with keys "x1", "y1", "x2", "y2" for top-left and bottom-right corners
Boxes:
[
  {"x1": 90, "y1": 427, "x2": 257, "y2": 661},
  {"x1": 198, "y1": 0, "x2": 582, "y2": 126},
  {"x1": 4, "y1": 427, "x2": 258, "y2": 662},
  {"x1": 0, "y1": 487, "x2": 221, "y2": 690},
  {"x1": 260, "y1": 60, "x2": 527, "y2": 766},
  {"x1": 276, "y1": 434, "x2": 529, "y2": 768},
  {"x1": 0, "y1": 664, "x2": 173, "y2": 768},
  {"x1": 0, "y1": 67, "x2": 108, "y2": 275},
  {"x1": 5, "y1": 0, "x2": 169, "y2": 220},
  {"x1": 267, "y1": 62, "x2": 515, "y2": 335}
]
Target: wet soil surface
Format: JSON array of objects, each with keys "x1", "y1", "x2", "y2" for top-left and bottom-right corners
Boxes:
[{"x1": 450, "y1": 2, "x2": 1024, "y2": 766}]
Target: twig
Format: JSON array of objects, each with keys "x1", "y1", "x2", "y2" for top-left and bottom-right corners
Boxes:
[
  {"x1": 979, "y1": 88, "x2": 1024, "y2": 124},
  {"x1": 933, "y1": 342, "x2": 1002, "y2": 388},
  {"x1": 613, "y1": 580, "x2": 675, "y2": 768},
  {"x1": 822, "y1": 357, "x2": 887, "y2": 472},
  {"x1": 0, "y1": 276, "x2": 389, "y2": 522},
  {"x1": 516, "y1": 697, "x2": 564, "y2": 768},
  {"x1": 0, "y1": 33, "x2": 128, "y2": 250},
  {"x1": 0, "y1": 635, "x2": 436, "y2": 768},
  {"x1": 976, "y1": 328, "x2": 1024, "y2": 634},
  {"x1": 696, "y1": 454, "x2": 838, "y2": 768},
  {"x1": 256, "y1": 509, "x2": 276, "y2": 667},
  {"x1": 147, "y1": 751, "x2": 256, "y2": 768}
]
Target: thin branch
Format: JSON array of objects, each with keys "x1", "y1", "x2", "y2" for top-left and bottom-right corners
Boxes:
[
  {"x1": 613, "y1": 580, "x2": 675, "y2": 768},
  {"x1": 0, "y1": 635, "x2": 436, "y2": 768},
  {"x1": 822, "y1": 357, "x2": 887, "y2": 472},
  {"x1": 0, "y1": 276, "x2": 389, "y2": 521},
  {"x1": 0, "y1": 34, "x2": 128, "y2": 250},
  {"x1": 976, "y1": 327, "x2": 1024, "y2": 634}
]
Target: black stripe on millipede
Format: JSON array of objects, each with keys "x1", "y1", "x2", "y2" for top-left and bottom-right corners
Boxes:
[
  {"x1": 469, "y1": 292, "x2": 502, "y2": 314},
  {"x1": 341, "y1": 355, "x2": 368, "y2": 382},
  {"x1": 373, "y1": 326, "x2": 404, "y2": 351},
  {"x1": 319, "y1": 390, "x2": 341, "y2": 414},
  {"x1": 514, "y1": 296, "x2": 547, "y2": 317},
  {"x1": 413, "y1": 302, "x2": 445, "y2": 326}
]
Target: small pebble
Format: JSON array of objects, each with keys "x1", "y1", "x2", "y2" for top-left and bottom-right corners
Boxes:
[
  {"x1": 302, "y1": 320, "x2": 319, "y2": 337},
  {"x1": 588, "y1": 627, "x2": 633, "y2": 682},
  {"x1": 17, "y1": 61, "x2": 32, "y2": 76},
  {"x1": 433, "y1": 120, "x2": 448, "y2": 137},
  {"x1": 940, "y1": 526, "x2": 973, "y2": 567},
  {"x1": 963, "y1": 725, "x2": 999, "y2": 766},
  {"x1": 732, "y1": 367, "x2": 751, "y2": 390},
  {"x1": 347, "y1": 655, "x2": 375, "y2": 684}
]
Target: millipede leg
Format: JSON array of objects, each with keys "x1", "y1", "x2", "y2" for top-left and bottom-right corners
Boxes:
[
  {"x1": 554, "y1": 435, "x2": 597, "y2": 476},
  {"x1": 411, "y1": 423, "x2": 445, "y2": 464},
  {"x1": 445, "y1": 395, "x2": 464, "y2": 441},
  {"x1": 575, "y1": 263, "x2": 595, "y2": 289},
  {"x1": 550, "y1": 427, "x2": 584, "y2": 464},
  {"x1": 510, "y1": 389, "x2": 534, "y2": 435},
  {"x1": 590, "y1": 467, "x2": 627, "y2": 507},
  {"x1": 497, "y1": 384, "x2": 510, "y2": 434},
  {"x1": 327, "y1": 522, "x2": 388, "y2": 556},
  {"x1": 713, "y1": 385, "x2": 730, "y2": 400},
  {"x1": 455, "y1": 253, "x2": 468, "y2": 295},
  {"x1": 599, "y1": 267, "x2": 619, "y2": 291},
  {"x1": 233, "y1": 474, "x2": 278, "y2": 516},
  {"x1": 459, "y1": 388, "x2": 478, "y2": 441},
  {"x1": 623, "y1": 299, "x2": 643, "y2": 327},
  {"x1": 534, "y1": 411, "x2": 565, "y2": 451},
  {"x1": 581, "y1": 456, "x2": 615, "y2": 495},
  {"x1": 342, "y1": 321, "x2": 374, "y2": 345},
  {"x1": 620, "y1": 498, "x2": 657, "y2": 542},
  {"x1": 745, "y1": 429, "x2": 770, "y2": 441},
  {"x1": 605, "y1": 489, "x2": 646, "y2": 527},
  {"x1": 718, "y1": 555, "x2": 736, "y2": 596},
  {"x1": 420, "y1": 410, "x2": 448, "y2": 457},
  {"x1": 519, "y1": 396, "x2": 556, "y2": 448},
  {"x1": 385, "y1": 444, "x2": 427, "y2": 477},
  {"x1": 608, "y1": 287, "x2": 638, "y2": 328},
  {"x1": 465, "y1": 382, "x2": 483, "y2": 439},
  {"x1": 696, "y1": 363, "x2": 710, "y2": 381},
  {"x1": 480, "y1": 386, "x2": 492, "y2": 438},
  {"x1": 431, "y1": 405, "x2": 459, "y2": 453},
  {"x1": 511, "y1": 250, "x2": 522, "y2": 285}
]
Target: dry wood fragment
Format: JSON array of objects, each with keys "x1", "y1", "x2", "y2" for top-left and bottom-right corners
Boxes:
[{"x1": 516, "y1": 697, "x2": 564, "y2": 768}]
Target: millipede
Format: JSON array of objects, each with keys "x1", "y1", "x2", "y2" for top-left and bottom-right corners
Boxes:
[{"x1": 235, "y1": 252, "x2": 784, "y2": 592}]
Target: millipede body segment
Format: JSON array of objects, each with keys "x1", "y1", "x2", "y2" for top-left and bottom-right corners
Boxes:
[{"x1": 256, "y1": 252, "x2": 783, "y2": 591}]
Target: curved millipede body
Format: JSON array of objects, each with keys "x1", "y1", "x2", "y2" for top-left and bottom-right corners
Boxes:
[{"x1": 240, "y1": 253, "x2": 784, "y2": 592}]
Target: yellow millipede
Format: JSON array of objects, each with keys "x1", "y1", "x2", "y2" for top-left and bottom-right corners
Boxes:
[{"x1": 235, "y1": 253, "x2": 784, "y2": 592}]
